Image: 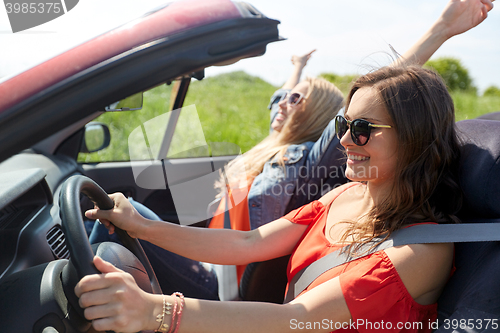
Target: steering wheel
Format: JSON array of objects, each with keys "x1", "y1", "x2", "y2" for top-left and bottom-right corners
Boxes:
[{"x1": 58, "y1": 175, "x2": 162, "y2": 326}]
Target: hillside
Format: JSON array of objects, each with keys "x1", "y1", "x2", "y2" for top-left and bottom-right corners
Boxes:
[{"x1": 79, "y1": 71, "x2": 500, "y2": 163}]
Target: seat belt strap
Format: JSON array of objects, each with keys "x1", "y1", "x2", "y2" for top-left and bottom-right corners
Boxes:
[
  {"x1": 284, "y1": 222, "x2": 500, "y2": 303},
  {"x1": 223, "y1": 193, "x2": 231, "y2": 229}
]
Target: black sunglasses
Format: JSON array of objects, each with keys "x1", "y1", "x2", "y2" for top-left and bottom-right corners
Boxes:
[
  {"x1": 280, "y1": 92, "x2": 305, "y2": 106},
  {"x1": 335, "y1": 115, "x2": 392, "y2": 146}
]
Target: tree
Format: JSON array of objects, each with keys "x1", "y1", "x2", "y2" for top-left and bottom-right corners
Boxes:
[
  {"x1": 424, "y1": 57, "x2": 474, "y2": 92},
  {"x1": 483, "y1": 85, "x2": 500, "y2": 97}
]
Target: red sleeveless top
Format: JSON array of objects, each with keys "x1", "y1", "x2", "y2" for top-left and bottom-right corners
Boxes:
[{"x1": 282, "y1": 183, "x2": 438, "y2": 333}]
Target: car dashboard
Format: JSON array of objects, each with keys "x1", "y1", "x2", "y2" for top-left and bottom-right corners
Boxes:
[{"x1": 0, "y1": 151, "x2": 79, "y2": 283}]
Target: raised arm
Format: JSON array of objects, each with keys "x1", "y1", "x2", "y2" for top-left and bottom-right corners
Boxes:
[
  {"x1": 394, "y1": 0, "x2": 494, "y2": 67},
  {"x1": 269, "y1": 50, "x2": 317, "y2": 129},
  {"x1": 281, "y1": 49, "x2": 316, "y2": 90},
  {"x1": 85, "y1": 193, "x2": 308, "y2": 265}
]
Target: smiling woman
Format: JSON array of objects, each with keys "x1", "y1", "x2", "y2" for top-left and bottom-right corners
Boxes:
[
  {"x1": 339, "y1": 87, "x2": 399, "y2": 185},
  {"x1": 77, "y1": 62, "x2": 459, "y2": 333},
  {"x1": 72, "y1": 1, "x2": 497, "y2": 331},
  {"x1": 1, "y1": 0, "x2": 495, "y2": 332},
  {"x1": 333, "y1": 66, "x2": 462, "y2": 254}
]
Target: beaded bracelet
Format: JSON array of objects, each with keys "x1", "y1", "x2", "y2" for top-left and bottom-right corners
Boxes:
[
  {"x1": 172, "y1": 292, "x2": 185, "y2": 333},
  {"x1": 167, "y1": 294, "x2": 179, "y2": 333},
  {"x1": 155, "y1": 295, "x2": 172, "y2": 333}
]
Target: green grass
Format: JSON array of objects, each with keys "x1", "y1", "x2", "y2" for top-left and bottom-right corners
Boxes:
[
  {"x1": 452, "y1": 92, "x2": 500, "y2": 121},
  {"x1": 78, "y1": 71, "x2": 500, "y2": 163},
  {"x1": 183, "y1": 71, "x2": 276, "y2": 154},
  {"x1": 78, "y1": 71, "x2": 276, "y2": 162}
]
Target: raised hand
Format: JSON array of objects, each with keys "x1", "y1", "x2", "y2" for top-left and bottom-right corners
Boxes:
[
  {"x1": 281, "y1": 49, "x2": 317, "y2": 89},
  {"x1": 291, "y1": 49, "x2": 316, "y2": 69},
  {"x1": 394, "y1": 0, "x2": 494, "y2": 67},
  {"x1": 437, "y1": 0, "x2": 494, "y2": 39}
]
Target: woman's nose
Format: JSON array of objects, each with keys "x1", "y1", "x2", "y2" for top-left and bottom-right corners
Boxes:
[
  {"x1": 339, "y1": 127, "x2": 354, "y2": 147},
  {"x1": 278, "y1": 99, "x2": 288, "y2": 112},
  {"x1": 278, "y1": 98, "x2": 287, "y2": 107}
]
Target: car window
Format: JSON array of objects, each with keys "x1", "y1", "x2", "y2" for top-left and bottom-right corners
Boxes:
[
  {"x1": 78, "y1": 71, "x2": 276, "y2": 163},
  {"x1": 78, "y1": 84, "x2": 172, "y2": 163}
]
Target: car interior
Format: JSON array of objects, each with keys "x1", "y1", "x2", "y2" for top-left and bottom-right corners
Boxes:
[{"x1": 0, "y1": 2, "x2": 285, "y2": 331}]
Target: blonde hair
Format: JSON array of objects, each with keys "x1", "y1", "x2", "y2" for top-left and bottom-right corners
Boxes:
[{"x1": 215, "y1": 77, "x2": 344, "y2": 195}]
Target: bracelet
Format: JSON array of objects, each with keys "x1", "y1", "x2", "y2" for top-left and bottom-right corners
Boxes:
[
  {"x1": 155, "y1": 295, "x2": 172, "y2": 333},
  {"x1": 172, "y1": 292, "x2": 185, "y2": 333},
  {"x1": 167, "y1": 295, "x2": 178, "y2": 333}
]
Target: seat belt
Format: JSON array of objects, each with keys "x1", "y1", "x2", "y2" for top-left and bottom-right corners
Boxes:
[
  {"x1": 284, "y1": 221, "x2": 500, "y2": 303},
  {"x1": 223, "y1": 192, "x2": 232, "y2": 229},
  {"x1": 213, "y1": 190, "x2": 240, "y2": 301}
]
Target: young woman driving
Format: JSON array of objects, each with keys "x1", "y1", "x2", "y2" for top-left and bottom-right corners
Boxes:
[
  {"x1": 78, "y1": 0, "x2": 494, "y2": 332},
  {"x1": 88, "y1": 55, "x2": 346, "y2": 299},
  {"x1": 77, "y1": 63, "x2": 459, "y2": 333}
]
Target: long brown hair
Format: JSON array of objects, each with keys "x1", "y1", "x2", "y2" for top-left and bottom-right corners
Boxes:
[
  {"x1": 339, "y1": 65, "x2": 462, "y2": 254},
  {"x1": 214, "y1": 77, "x2": 344, "y2": 195}
]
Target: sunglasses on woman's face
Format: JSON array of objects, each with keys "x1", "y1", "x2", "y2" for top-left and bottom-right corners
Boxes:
[
  {"x1": 280, "y1": 92, "x2": 305, "y2": 106},
  {"x1": 335, "y1": 115, "x2": 392, "y2": 146}
]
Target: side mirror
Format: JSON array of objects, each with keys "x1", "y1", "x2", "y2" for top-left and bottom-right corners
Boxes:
[
  {"x1": 105, "y1": 92, "x2": 143, "y2": 111},
  {"x1": 80, "y1": 122, "x2": 111, "y2": 153}
]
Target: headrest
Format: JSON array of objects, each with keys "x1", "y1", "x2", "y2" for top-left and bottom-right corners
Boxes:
[
  {"x1": 456, "y1": 119, "x2": 500, "y2": 218},
  {"x1": 477, "y1": 111, "x2": 500, "y2": 121}
]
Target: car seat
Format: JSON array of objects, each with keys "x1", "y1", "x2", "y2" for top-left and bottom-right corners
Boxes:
[
  {"x1": 435, "y1": 118, "x2": 500, "y2": 332},
  {"x1": 239, "y1": 135, "x2": 347, "y2": 303},
  {"x1": 477, "y1": 111, "x2": 500, "y2": 121}
]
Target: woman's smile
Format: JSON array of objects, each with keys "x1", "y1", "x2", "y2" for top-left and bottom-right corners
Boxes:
[{"x1": 347, "y1": 152, "x2": 370, "y2": 164}]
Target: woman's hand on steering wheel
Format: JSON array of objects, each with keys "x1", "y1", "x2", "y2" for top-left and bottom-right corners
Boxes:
[
  {"x1": 85, "y1": 192, "x2": 148, "y2": 239},
  {"x1": 75, "y1": 256, "x2": 160, "y2": 333}
]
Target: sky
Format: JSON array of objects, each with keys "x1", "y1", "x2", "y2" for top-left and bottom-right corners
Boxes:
[{"x1": 1, "y1": 0, "x2": 499, "y2": 92}]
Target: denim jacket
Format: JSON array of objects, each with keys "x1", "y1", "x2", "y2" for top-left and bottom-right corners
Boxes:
[{"x1": 247, "y1": 89, "x2": 347, "y2": 229}]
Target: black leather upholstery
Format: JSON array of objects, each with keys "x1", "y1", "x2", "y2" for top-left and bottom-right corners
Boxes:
[
  {"x1": 239, "y1": 255, "x2": 289, "y2": 303},
  {"x1": 437, "y1": 118, "x2": 500, "y2": 331},
  {"x1": 239, "y1": 136, "x2": 347, "y2": 303},
  {"x1": 456, "y1": 119, "x2": 500, "y2": 218}
]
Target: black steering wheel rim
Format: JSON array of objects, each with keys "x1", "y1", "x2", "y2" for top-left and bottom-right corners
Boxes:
[{"x1": 59, "y1": 175, "x2": 162, "y2": 293}]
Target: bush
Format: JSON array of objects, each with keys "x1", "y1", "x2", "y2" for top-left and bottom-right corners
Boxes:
[
  {"x1": 319, "y1": 73, "x2": 358, "y2": 95},
  {"x1": 483, "y1": 86, "x2": 500, "y2": 98},
  {"x1": 425, "y1": 57, "x2": 475, "y2": 92}
]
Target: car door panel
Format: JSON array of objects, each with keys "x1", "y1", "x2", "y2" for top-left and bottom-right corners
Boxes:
[{"x1": 82, "y1": 155, "x2": 235, "y2": 225}]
